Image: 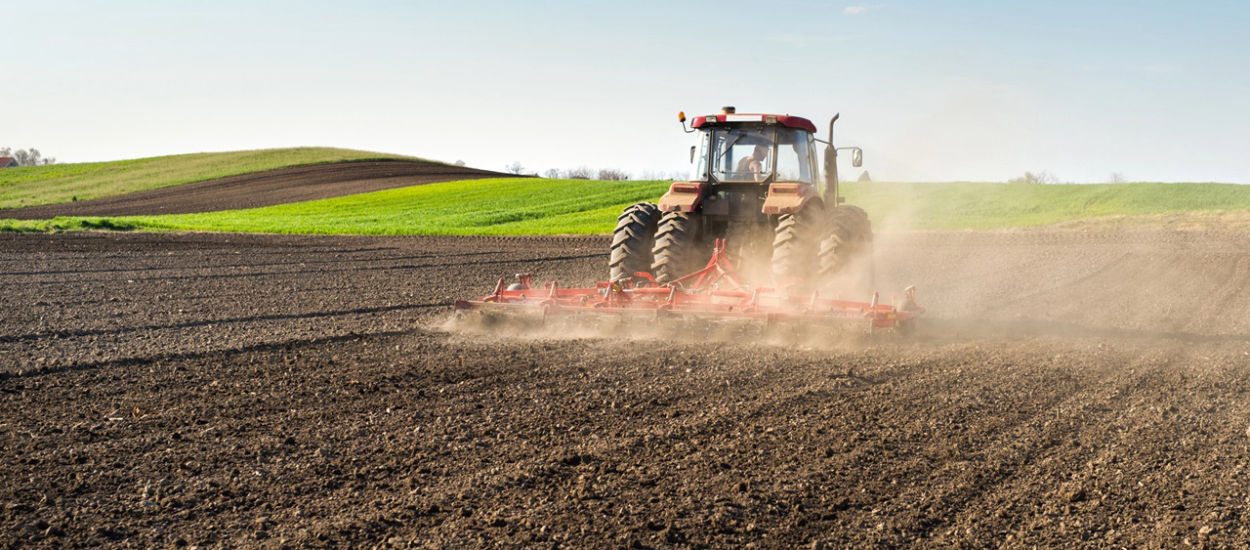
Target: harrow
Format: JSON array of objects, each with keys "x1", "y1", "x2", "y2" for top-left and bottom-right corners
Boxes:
[{"x1": 453, "y1": 239, "x2": 923, "y2": 335}]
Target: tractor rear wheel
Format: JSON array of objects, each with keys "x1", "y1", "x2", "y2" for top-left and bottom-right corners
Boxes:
[
  {"x1": 818, "y1": 204, "x2": 873, "y2": 279},
  {"x1": 651, "y1": 211, "x2": 703, "y2": 284},
  {"x1": 771, "y1": 200, "x2": 827, "y2": 288},
  {"x1": 609, "y1": 202, "x2": 660, "y2": 282}
]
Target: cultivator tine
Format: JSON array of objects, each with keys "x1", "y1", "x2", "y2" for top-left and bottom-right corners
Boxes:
[
  {"x1": 488, "y1": 277, "x2": 506, "y2": 302},
  {"x1": 868, "y1": 291, "x2": 880, "y2": 333}
]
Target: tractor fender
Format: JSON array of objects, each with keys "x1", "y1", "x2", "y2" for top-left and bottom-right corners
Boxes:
[
  {"x1": 762, "y1": 183, "x2": 819, "y2": 215},
  {"x1": 657, "y1": 182, "x2": 706, "y2": 213}
]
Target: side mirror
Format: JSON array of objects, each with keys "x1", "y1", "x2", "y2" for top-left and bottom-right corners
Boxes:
[
  {"x1": 690, "y1": 145, "x2": 696, "y2": 164},
  {"x1": 851, "y1": 148, "x2": 863, "y2": 168}
]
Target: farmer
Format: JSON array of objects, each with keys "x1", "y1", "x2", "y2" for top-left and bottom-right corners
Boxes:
[{"x1": 736, "y1": 142, "x2": 770, "y2": 181}]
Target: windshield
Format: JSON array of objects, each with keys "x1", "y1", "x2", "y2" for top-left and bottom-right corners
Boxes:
[{"x1": 710, "y1": 126, "x2": 774, "y2": 182}]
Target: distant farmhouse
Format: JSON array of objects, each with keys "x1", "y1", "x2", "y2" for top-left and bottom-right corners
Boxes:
[{"x1": 0, "y1": 157, "x2": 16, "y2": 168}]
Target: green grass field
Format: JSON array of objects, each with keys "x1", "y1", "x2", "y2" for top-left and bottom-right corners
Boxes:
[
  {"x1": 0, "y1": 147, "x2": 421, "y2": 210},
  {"x1": 3, "y1": 179, "x2": 1249, "y2": 235}
]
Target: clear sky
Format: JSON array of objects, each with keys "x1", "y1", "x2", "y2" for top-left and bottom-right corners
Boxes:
[{"x1": 3, "y1": 0, "x2": 1247, "y2": 182}]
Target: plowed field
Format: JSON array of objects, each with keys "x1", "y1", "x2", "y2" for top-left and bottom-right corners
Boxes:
[
  {"x1": 2, "y1": 230, "x2": 1249, "y2": 549},
  {"x1": 0, "y1": 160, "x2": 508, "y2": 219}
]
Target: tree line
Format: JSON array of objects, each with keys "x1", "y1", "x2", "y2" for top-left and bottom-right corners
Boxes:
[
  {"x1": 1, "y1": 147, "x2": 56, "y2": 166},
  {"x1": 1009, "y1": 170, "x2": 1130, "y2": 184},
  {"x1": 498, "y1": 161, "x2": 686, "y2": 181}
]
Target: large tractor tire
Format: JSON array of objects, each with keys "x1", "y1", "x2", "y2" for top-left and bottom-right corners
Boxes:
[
  {"x1": 771, "y1": 200, "x2": 827, "y2": 288},
  {"x1": 609, "y1": 202, "x2": 660, "y2": 282},
  {"x1": 651, "y1": 211, "x2": 703, "y2": 284},
  {"x1": 818, "y1": 204, "x2": 873, "y2": 279}
]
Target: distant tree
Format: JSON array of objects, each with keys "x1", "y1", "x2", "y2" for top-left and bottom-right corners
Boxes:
[
  {"x1": 566, "y1": 166, "x2": 593, "y2": 179},
  {"x1": 856, "y1": 170, "x2": 872, "y2": 182},
  {"x1": 1008, "y1": 170, "x2": 1058, "y2": 184},
  {"x1": 505, "y1": 161, "x2": 525, "y2": 175},
  {"x1": 0, "y1": 147, "x2": 9, "y2": 157},
  {"x1": 453, "y1": 160, "x2": 466, "y2": 167},
  {"x1": 13, "y1": 148, "x2": 38, "y2": 166},
  {"x1": 597, "y1": 168, "x2": 630, "y2": 181},
  {"x1": 1107, "y1": 172, "x2": 1126, "y2": 184},
  {"x1": 637, "y1": 169, "x2": 689, "y2": 181},
  {"x1": 543, "y1": 168, "x2": 561, "y2": 179}
]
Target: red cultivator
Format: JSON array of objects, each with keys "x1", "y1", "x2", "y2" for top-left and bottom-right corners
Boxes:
[{"x1": 454, "y1": 239, "x2": 923, "y2": 335}]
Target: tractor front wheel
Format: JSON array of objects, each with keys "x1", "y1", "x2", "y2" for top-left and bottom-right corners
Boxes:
[
  {"x1": 818, "y1": 204, "x2": 873, "y2": 279},
  {"x1": 609, "y1": 202, "x2": 660, "y2": 282},
  {"x1": 771, "y1": 200, "x2": 827, "y2": 289},
  {"x1": 651, "y1": 211, "x2": 703, "y2": 284}
]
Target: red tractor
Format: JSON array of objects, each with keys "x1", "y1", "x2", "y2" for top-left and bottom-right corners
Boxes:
[{"x1": 610, "y1": 106, "x2": 873, "y2": 288}]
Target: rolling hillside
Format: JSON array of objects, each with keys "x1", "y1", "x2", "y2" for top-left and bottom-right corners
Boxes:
[
  {"x1": 0, "y1": 147, "x2": 425, "y2": 210},
  {"x1": 2, "y1": 148, "x2": 1248, "y2": 234}
]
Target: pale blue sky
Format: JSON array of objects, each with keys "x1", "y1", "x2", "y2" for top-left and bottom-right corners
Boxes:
[{"x1": 3, "y1": 1, "x2": 1247, "y2": 182}]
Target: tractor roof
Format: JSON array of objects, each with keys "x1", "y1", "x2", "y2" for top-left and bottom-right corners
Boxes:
[{"x1": 691, "y1": 113, "x2": 817, "y2": 134}]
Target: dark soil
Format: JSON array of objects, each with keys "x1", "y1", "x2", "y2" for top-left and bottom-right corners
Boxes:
[
  {"x1": 0, "y1": 160, "x2": 510, "y2": 219},
  {"x1": 2, "y1": 230, "x2": 1249, "y2": 549}
]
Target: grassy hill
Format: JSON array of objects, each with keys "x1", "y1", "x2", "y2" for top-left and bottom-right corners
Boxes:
[
  {"x1": 0, "y1": 147, "x2": 421, "y2": 210},
  {"x1": 4, "y1": 179, "x2": 1250, "y2": 235}
]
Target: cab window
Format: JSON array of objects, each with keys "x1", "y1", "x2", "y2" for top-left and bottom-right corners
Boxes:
[{"x1": 774, "y1": 128, "x2": 813, "y2": 184}]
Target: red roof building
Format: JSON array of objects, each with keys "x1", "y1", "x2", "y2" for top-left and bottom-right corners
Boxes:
[{"x1": 0, "y1": 157, "x2": 16, "y2": 168}]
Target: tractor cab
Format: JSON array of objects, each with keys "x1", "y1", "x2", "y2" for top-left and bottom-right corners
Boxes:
[
  {"x1": 688, "y1": 112, "x2": 820, "y2": 186},
  {"x1": 663, "y1": 107, "x2": 863, "y2": 218}
]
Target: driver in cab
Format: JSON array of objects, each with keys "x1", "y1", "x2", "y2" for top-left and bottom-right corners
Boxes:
[{"x1": 736, "y1": 143, "x2": 770, "y2": 182}]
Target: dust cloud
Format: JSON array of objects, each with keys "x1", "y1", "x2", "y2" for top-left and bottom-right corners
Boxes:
[{"x1": 441, "y1": 308, "x2": 886, "y2": 352}]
